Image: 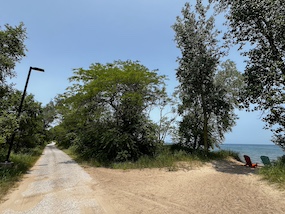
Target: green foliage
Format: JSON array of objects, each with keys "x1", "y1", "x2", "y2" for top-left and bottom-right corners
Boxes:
[
  {"x1": 172, "y1": 1, "x2": 238, "y2": 152},
  {"x1": 213, "y1": 0, "x2": 285, "y2": 150},
  {"x1": 51, "y1": 126, "x2": 75, "y2": 149},
  {"x1": 0, "y1": 22, "x2": 27, "y2": 84},
  {"x1": 0, "y1": 88, "x2": 49, "y2": 154},
  {"x1": 13, "y1": 92, "x2": 47, "y2": 152},
  {"x1": 0, "y1": 22, "x2": 47, "y2": 159},
  {"x1": 54, "y1": 60, "x2": 167, "y2": 163},
  {"x1": 42, "y1": 100, "x2": 57, "y2": 129},
  {"x1": 154, "y1": 87, "x2": 178, "y2": 144},
  {"x1": 109, "y1": 147, "x2": 240, "y2": 170},
  {"x1": 64, "y1": 143, "x2": 240, "y2": 170},
  {"x1": 170, "y1": 143, "x2": 241, "y2": 161},
  {"x1": 209, "y1": 149, "x2": 241, "y2": 161},
  {"x1": 111, "y1": 150, "x2": 193, "y2": 170},
  {"x1": 215, "y1": 60, "x2": 245, "y2": 107},
  {"x1": 259, "y1": 155, "x2": 285, "y2": 188},
  {"x1": 0, "y1": 112, "x2": 18, "y2": 145},
  {"x1": 0, "y1": 87, "x2": 19, "y2": 146}
]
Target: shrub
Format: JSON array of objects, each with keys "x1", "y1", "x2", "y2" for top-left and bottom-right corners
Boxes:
[{"x1": 259, "y1": 155, "x2": 285, "y2": 187}]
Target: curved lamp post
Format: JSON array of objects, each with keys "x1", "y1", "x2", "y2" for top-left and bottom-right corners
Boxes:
[{"x1": 5, "y1": 66, "x2": 44, "y2": 162}]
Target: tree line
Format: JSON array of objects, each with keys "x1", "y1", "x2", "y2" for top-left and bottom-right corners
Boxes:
[
  {"x1": 0, "y1": 23, "x2": 55, "y2": 160},
  {"x1": 1, "y1": 0, "x2": 284, "y2": 164}
]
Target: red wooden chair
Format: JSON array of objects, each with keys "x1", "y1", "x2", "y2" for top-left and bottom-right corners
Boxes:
[{"x1": 243, "y1": 155, "x2": 258, "y2": 168}]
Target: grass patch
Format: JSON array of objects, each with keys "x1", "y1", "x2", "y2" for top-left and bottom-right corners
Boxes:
[
  {"x1": 0, "y1": 147, "x2": 44, "y2": 201},
  {"x1": 259, "y1": 156, "x2": 285, "y2": 188},
  {"x1": 111, "y1": 148, "x2": 241, "y2": 170},
  {"x1": 64, "y1": 145, "x2": 240, "y2": 171},
  {"x1": 63, "y1": 148, "x2": 102, "y2": 167},
  {"x1": 111, "y1": 150, "x2": 204, "y2": 170},
  {"x1": 208, "y1": 149, "x2": 241, "y2": 161}
]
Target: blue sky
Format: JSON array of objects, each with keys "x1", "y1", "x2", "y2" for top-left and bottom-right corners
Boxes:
[{"x1": 1, "y1": 0, "x2": 273, "y2": 144}]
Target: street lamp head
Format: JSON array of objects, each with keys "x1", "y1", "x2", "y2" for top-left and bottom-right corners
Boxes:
[{"x1": 30, "y1": 67, "x2": 44, "y2": 72}]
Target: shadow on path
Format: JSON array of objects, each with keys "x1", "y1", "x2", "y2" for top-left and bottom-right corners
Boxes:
[
  {"x1": 58, "y1": 160, "x2": 77, "y2": 165},
  {"x1": 211, "y1": 159, "x2": 259, "y2": 175}
]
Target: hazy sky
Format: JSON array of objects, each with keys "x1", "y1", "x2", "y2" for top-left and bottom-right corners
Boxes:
[{"x1": 1, "y1": 0, "x2": 273, "y2": 144}]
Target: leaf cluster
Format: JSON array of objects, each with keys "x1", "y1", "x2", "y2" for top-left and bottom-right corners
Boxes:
[{"x1": 0, "y1": 23, "x2": 27, "y2": 84}]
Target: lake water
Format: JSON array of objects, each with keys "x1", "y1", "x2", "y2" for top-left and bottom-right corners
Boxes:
[{"x1": 217, "y1": 144, "x2": 285, "y2": 165}]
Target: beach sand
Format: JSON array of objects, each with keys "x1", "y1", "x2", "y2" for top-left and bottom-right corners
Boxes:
[{"x1": 86, "y1": 159, "x2": 285, "y2": 214}]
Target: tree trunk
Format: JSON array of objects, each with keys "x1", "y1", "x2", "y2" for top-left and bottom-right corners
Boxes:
[{"x1": 201, "y1": 93, "x2": 208, "y2": 153}]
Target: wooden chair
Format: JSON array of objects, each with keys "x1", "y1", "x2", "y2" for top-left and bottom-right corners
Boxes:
[
  {"x1": 243, "y1": 155, "x2": 258, "y2": 168},
  {"x1": 260, "y1": 156, "x2": 272, "y2": 166}
]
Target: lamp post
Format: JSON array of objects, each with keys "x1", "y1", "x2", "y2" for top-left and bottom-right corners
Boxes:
[{"x1": 5, "y1": 66, "x2": 44, "y2": 163}]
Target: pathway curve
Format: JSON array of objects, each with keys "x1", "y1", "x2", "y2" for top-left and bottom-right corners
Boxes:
[{"x1": 0, "y1": 143, "x2": 104, "y2": 214}]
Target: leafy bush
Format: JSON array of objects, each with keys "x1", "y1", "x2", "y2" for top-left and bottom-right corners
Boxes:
[
  {"x1": 208, "y1": 150, "x2": 241, "y2": 161},
  {"x1": 71, "y1": 145, "x2": 238, "y2": 169},
  {"x1": 259, "y1": 155, "x2": 285, "y2": 187},
  {"x1": 68, "y1": 121, "x2": 160, "y2": 164}
]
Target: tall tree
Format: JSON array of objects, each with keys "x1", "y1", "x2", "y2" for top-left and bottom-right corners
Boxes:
[
  {"x1": 0, "y1": 22, "x2": 27, "y2": 150},
  {"x1": 212, "y1": 0, "x2": 285, "y2": 149},
  {"x1": 55, "y1": 60, "x2": 167, "y2": 162},
  {"x1": 173, "y1": 1, "x2": 236, "y2": 152}
]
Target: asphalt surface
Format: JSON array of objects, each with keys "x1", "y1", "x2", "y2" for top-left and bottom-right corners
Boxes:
[{"x1": 0, "y1": 142, "x2": 103, "y2": 214}]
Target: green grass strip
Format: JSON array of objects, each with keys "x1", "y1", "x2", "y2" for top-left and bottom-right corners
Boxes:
[{"x1": 0, "y1": 148, "x2": 44, "y2": 201}]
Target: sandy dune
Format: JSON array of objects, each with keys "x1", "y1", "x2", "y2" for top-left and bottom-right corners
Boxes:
[{"x1": 1, "y1": 144, "x2": 285, "y2": 214}]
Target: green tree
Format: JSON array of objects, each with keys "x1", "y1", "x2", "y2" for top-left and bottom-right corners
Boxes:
[
  {"x1": 0, "y1": 89, "x2": 47, "y2": 159},
  {"x1": 13, "y1": 92, "x2": 47, "y2": 152},
  {"x1": 212, "y1": 0, "x2": 285, "y2": 149},
  {"x1": 0, "y1": 88, "x2": 18, "y2": 146},
  {"x1": 42, "y1": 101, "x2": 57, "y2": 129},
  {"x1": 0, "y1": 22, "x2": 27, "y2": 85},
  {"x1": 149, "y1": 86, "x2": 178, "y2": 144},
  {"x1": 0, "y1": 22, "x2": 27, "y2": 154},
  {"x1": 56, "y1": 60, "x2": 167, "y2": 162},
  {"x1": 173, "y1": 1, "x2": 237, "y2": 152}
]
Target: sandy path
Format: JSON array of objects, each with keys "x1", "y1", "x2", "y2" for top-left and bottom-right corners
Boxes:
[
  {"x1": 0, "y1": 143, "x2": 103, "y2": 214},
  {"x1": 87, "y1": 160, "x2": 285, "y2": 214}
]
